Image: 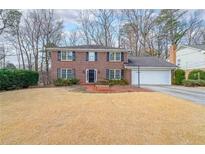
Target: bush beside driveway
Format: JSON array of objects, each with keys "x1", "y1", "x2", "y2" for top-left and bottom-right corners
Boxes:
[{"x1": 0, "y1": 88, "x2": 205, "y2": 144}]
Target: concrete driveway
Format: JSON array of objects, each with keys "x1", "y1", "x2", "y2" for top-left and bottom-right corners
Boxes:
[{"x1": 143, "y1": 85, "x2": 205, "y2": 104}]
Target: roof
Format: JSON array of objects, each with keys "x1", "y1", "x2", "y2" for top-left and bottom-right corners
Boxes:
[
  {"x1": 126, "y1": 56, "x2": 177, "y2": 68},
  {"x1": 189, "y1": 44, "x2": 205, "y2": 50},
  {"x1": 46, "y1": 45, "x2": 130, "y2": 52},
  {"x1": 178, "y1": 44, "x2": 205, "y2": 51}
]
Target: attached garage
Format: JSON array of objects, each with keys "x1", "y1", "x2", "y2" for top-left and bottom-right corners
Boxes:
[
  {"x1": 131, "y1": 69, "x2": 172, "y2": 85},
  {"x1": 126, "y1": 57, "x2": 177, "y2": 85}
]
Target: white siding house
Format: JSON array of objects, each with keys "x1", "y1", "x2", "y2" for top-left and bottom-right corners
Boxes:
[{"x1": 176, "y1": 45, "x2": 205, "y2": 70}]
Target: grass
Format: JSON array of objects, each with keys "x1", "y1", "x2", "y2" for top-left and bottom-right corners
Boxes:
[{"x1": 0, "y1": 87, "x2": 205, "y2": 144}]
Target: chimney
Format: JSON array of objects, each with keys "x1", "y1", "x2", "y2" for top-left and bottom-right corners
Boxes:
[{"x1": 168, "y1": 44, "x2": 176, "y2": 64}]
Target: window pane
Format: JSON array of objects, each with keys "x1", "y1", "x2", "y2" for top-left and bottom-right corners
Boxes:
[
  {"x1": 67, "y1": 52, "x2": 73, "y2": 60},
  {"x1": 109, "y1": 70, "x2": 115, "y2": 80},
  {"x1": 67, "y1": 69, "x2": 73, "y2": 79},
  {"x1": 109, "y1": 52, "x2": 114, "y2": 61},
  {"x1": 116, "y1": 52, "x2": 121, "y2": 61},
  {"x1": 61, "y1": 51, "x2": 66, "y2": 60},
  {"x1": 89, "y1": 52, "x2": 95, "y2": 61},
  {"x1": 115, "y1": 70, "x2": 121, "y2": 79},
  {"x1": 61, "y1": 69, "x2": 67, "y2": 79}
]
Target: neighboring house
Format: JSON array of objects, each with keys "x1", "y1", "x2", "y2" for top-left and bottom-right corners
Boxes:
[
  {"x1": 48, "y1": 45, "x2": 176, "y2": 85},
  {"x1": 176, "y1": 45, "x2": 205, "y2": 70}
]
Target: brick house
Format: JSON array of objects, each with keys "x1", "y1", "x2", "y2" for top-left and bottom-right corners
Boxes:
[{"x1": 48, "y1": 45, "x2": 176, "y2": 85}]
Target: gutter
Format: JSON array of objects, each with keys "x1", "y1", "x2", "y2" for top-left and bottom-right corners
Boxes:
[{"x1": 46, "y1": 47, "x2": 130, "y2": 52}]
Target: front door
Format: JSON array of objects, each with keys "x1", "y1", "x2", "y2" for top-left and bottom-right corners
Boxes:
[{"x1": 86, "y1": 69, "x2": 97, "y2": 83}]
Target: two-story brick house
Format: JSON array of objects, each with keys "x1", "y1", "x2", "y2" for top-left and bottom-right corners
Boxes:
[{"x1": 48, "y1": 45, "x2": 176, "y2": 85}]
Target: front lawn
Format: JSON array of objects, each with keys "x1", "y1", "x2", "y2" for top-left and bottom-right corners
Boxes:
[{"x1": 0, "y1": 88, "x2": 205, "y2": 144}]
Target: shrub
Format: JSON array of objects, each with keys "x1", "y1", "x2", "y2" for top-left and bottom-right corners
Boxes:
[
  {"x1": 69, "y1": 78, "x2": 80, "y2": 85},
  {"x1": 182, "y1": 79, "x2": 205, "y2": 87},
  {"x1": 53, "y1": 78, "x2": 79, "y2": 86},
  {"x1": 108, "y1": 79, "x2": 129, "y2": 86},
  {"x1": 0, "y1": 69, "x2": 39, "y2": 90},
  {"x1": 188, "y1": 69, "x2": 205, "y2": 80},
  {"x1": 172, "y1": 69, "x2": 185, "y2": 85}
]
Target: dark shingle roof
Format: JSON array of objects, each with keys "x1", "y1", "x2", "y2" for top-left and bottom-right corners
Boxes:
[
  {"x1": 53, "y1": 45, "x2": 125, "y2": 50},
  {"x1": 126, "y1": 56, "x2": 177, "y2": 67}
]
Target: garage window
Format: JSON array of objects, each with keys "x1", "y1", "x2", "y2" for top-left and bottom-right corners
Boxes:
[{"x1": 109, "y1": 69, "x2": 121, "y2": 80}]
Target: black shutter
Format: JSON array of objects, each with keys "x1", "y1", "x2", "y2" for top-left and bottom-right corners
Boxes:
[
  {"x1": 57, "y1": 68, "x2": 61, "y2": 78},
  {"x1": 57, "y1": 51, "x2": 61, "y2": 61},
  {"x1": 121, "y1": 69, "x2": 124, "y2": 79},
  {"x1": 106, "y1": 69, "x2": 109, "y2": 80},
  {"x1": 121, "y1": 52, "x2": 124, "y2": 61},
  {"x1": 86, "y1": 52, "x2": 89, "y2": 61},
  {"x1": 73, "y1": 51, "x2": 76, "y2": 61},
  {"x1": 95, "y1": 52, "x2": 98, "y2": 61},
  {"x1": 107, "y1": 52, "x2": 109, "y2": 61}
]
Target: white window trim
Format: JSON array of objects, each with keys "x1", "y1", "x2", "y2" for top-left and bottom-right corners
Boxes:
[
  {"x1": 109, "y1": 69, "x2": 121, "y2": 80},
  {"x1": 86, "y1": 69, "x2": 97, "y2": 83},
  {"x1": 109, "y1": 52, "x2": 121, "y2": 62},
  {"x1": 61, "y1": 51, "x2": 73, "y2": 61},
  {"x1": 60, "y1": 68, "x2": 73, "y2": 79},
  {"x1": 88, "y1": 52, "x2": 95, "y2": 61}
]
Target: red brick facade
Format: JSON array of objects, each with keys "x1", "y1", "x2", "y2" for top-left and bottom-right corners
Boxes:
[{"x1": 50, "y1": 50, "x2": 131, "y2": 84}]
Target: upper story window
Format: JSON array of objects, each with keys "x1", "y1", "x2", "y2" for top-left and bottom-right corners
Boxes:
[
  {"x1": 109, "y1": 52, "x2": 121, "y2": 61},
  {"x1": 61, "y1": 51, "x2": 74, "y2": 61},
  {"x1": 86, "y1": 52, "x2": 97, "y2": 61},
  {"x1": 88, "y1": 52, "x2": 95, "y2": 61}
]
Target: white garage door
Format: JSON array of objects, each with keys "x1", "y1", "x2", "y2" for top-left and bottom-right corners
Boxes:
[{"x1": 131, "y1": 69, "x2": 171, "y2": 85}]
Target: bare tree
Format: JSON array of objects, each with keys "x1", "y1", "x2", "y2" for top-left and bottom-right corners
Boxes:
[
  {"x1": 79, "y1": 10, "x2": 116, "y2": 47},
  {"x1": 40, "y1": 9, "x2": 63, "y2": 84},
  {"x1": 183, "y1": 10, "x2": 204, "y2": 45},
  {"x1": 0, "y1": 10, "x2": 21, "y2": 35}
]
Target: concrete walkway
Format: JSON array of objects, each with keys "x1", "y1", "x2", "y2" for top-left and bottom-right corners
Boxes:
[{"x1": 143, "y1": 85, "x2": 205, "y2": 104}]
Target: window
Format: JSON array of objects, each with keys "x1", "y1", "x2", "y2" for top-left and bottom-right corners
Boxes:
[
  {"x1": 61, "y1": 69, "x2": 67, "y2": 79},
  {"x1": 61, "y1": 51, "x2": 73, "y2": 61},
  {"x1": 109, "y1": 69, "x2": 121, "y2": 80},
  {"x1": 88, "y1": 52, "x2": 95, "y2": 61},
  {"x1": 109, "y1": 70, "x2": 115, "y2": 80},
  {"x1": 61, "y1": 51, "x2": 67, "y2": 60},
  {"x1": 109, "y1": 52, "x2": 115, "y2": 61},
  {"x1": 115, "y1": 70, "x2": 121, "y2": 79},
  {"x1": 67, "y1": 52, "x2": 73, "y2": 61},
  {"x1": 116, "y1": 52, "x2": 121, "y2": 61},
  {"x1": 66, "y1": 69, "x2": 73, "y2": 79},
  {"x1": 109, "y1": 52, "x2": 121, "y2": 61},
  {"x1": 60, "y1": 69, "x2": 73, "y2": 79},
  {"x1": 177, "y1": 59, "x2": 181, "y2": 66}
]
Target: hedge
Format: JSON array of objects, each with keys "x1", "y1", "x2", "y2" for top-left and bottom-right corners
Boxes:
[
  {"x1": 188, "y1": 69, "x2": 205, "y2": 80},
  {"x1": 108, "y1": 79, "x2": 129, "y2": 86},
  {"x1": 53, "y1": 78, "x2": 79, "y2": 86},
  {"x1": 172, "y1": 69, "x2": 185, "y2": 85},
  {"x1": 0, "y1": 69, "x2": 39, "y2": 90},
  {"x1": 182, "y1": 79, "x2": 205, "y2": 87}
]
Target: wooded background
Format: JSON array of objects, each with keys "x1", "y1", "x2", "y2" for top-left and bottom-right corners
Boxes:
[{"x1": 0, "y1": 9, "x2": 205, "y2": 84}]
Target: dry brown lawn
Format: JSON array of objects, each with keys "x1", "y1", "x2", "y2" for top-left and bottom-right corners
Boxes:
[{"x1": 0, "y1": 87, "x2": 205, "y2": 144}]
